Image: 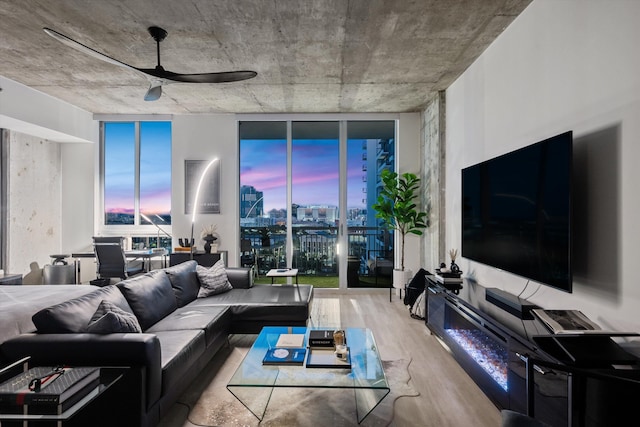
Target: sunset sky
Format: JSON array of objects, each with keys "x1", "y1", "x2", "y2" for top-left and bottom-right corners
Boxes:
[
  {"x1": 240, "y1": 138, "x2": 367, "y2": 212},
  {"x1": 104, "y1": 121, "x2": 172, "y2": 215},
  {"x1": 105, "y1": 122, "x2": 369, "y2": 216}
]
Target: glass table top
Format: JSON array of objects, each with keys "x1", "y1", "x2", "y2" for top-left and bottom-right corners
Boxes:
[{"x1": 227, "y1": 326, "x2": 390, "y2": 423}]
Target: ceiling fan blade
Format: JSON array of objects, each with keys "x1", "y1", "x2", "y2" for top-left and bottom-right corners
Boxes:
[
  {"x1": 138, "y1": 68, "x2": 257, "y2": 83},
  {"x1": 144, "y1": 81, "x2": 163, "y2": 101},
  {"x1": 44, "y1": 25, "x2": 257, "y2": 102},
  {"x1": 43, "y1": 28, "x2": 137, "y2": 72}
]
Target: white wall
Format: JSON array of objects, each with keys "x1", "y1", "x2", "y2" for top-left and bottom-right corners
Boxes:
[
  {"x1": 171, "y1": 114, "x2": 241, "y2": 266},
  {"x1": 0, "y1": 76, "x2": 94, "y2": 143},
  {"x1": 1, "y1": 77, "x2": 97, "y2": 280},
  {"x1": 446, "y1": 0, "x2": 640, "y2": 332}
]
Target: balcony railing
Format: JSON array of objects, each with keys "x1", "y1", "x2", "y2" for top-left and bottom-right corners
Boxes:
[{"x1": 240, "y1": 225, "x2": 393, "y2": 287}]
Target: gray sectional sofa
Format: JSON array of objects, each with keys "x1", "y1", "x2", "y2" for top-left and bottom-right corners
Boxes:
[{"x1": 0, "y1": 260, "x2": 313, "y2": 427}]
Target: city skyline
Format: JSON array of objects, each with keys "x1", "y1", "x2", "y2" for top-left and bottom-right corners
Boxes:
[
  {"x1": 240, "y1": 138, "x2": 368, "y2": 213},
  {"x1": 105, "y1": 127, "x2": 378, "y2": 218}
]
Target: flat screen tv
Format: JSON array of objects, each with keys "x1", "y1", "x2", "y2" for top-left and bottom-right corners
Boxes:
[{"x1": 461, "y1": 131, "x2": 573, "y2": 292}]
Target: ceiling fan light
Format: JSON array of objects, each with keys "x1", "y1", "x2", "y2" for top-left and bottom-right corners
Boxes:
[{"x1": 144, "y1": 81, "x2": 162, "y2": 101}]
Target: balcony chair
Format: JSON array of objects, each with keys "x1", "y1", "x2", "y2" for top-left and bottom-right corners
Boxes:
[{"x1": 240, "y1": 238, "x2": 259, "y2": 279}]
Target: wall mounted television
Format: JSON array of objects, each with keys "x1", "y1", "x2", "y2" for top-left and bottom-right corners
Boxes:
[{"x1": 461, "y1": 131, "x2": 573, "y2": 293}]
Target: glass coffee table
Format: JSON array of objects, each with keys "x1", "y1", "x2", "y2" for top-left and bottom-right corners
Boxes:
[{"x1": 227, "y1": 326, "x2": 390, "y2": 424}]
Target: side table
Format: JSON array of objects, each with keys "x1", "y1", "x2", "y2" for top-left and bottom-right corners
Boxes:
[
  {"x1": 0, "y1": 357, "x2": 125, "y2": 426},
  {"x1": 266, "y1": 268, "x2": 299, "y2": 286}
]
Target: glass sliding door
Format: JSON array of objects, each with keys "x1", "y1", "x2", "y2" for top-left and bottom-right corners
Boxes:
[
  {"x1": 346, "y1": 121, "x2": 395, "y2": 288},
  {"x1": 239, "y1": 119, "x2": 395, "y2": 289},
  {"x1": 292, "y1": 122, "x2": 340, "y2": 287},
  {"x1": 239, "y1": 122, "x2": 288, "y2": 277}
]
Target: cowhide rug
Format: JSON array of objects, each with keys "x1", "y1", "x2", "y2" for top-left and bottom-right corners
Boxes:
[{"x1": 170, "y1": 335, "x2": 419, "y2": 427}]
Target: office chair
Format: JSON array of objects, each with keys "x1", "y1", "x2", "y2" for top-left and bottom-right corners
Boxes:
[
  {"x1": 92, "y1": 236, "x2": 127, "y2": 245},
  {"x1": 93, "y1": 241, "x2": 144, "y2": 283}
]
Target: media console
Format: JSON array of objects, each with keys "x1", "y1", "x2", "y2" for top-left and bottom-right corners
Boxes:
[{"x1": 425, "y1": 276, "x2": 640, "y2": 426}]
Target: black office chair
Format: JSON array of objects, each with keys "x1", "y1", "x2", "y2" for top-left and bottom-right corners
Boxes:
[
  {"x1": 92, "y1": 236, "x2": 127, "y2": 245},
  {"x1": 93, "y1": 241, "x2": 144, "y2": 283}
]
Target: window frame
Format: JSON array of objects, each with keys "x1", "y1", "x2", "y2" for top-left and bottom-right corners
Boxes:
[{"x1": 98, "y1": 118, "x2": 172, "y2": 239}]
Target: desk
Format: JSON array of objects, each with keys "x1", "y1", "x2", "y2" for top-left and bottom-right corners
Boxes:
[
  {"x1": 71, "y1": 250, "x2": 168, "y2": 283},
  {"x1": 266, "y1": 268, "x2": 298, "y2": 285}
]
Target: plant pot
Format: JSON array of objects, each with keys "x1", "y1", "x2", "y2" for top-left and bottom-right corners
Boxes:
[{"x1": 393, "y1": 269, "x2": 412, "y2": 290}]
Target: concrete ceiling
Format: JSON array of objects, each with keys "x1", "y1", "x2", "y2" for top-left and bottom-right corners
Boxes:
[{"x1": 0, "y1": 0, "x2": 531, "y2": 115}]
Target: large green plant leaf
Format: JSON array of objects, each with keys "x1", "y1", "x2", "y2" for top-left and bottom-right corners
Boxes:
[{"x1": 372, "y1": 169, "x2": 429, "y2": 270}]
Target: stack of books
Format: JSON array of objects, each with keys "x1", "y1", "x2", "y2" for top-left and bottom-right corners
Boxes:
[
  {"x1": 435, "y1": 269, "x2": 463, "y2": 284},
  {"x1": 305, "y1": 329, "x2": 351, "y2": 369},
  {"x1": 531, "y1": 309, "x2": 602, "y2": 334},
  {"x1": 262, "y1": 333, "x2": 306, "y2": 366},
  {"x1": 0, "y1": 366, "x2": 100, "y2": 414}
]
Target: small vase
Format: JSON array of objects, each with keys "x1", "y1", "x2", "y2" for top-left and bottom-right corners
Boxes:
[
  {"x1": 450, "y1": 261, "x2": 460, "y2": 273},
  {"x1": 203, "y1": 235, "x2": 217, "y2": 254}
]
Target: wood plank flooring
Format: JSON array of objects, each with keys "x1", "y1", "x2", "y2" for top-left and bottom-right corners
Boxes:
[{"x1": 160, "y1": 288, "x2": 501, "y2": 427}]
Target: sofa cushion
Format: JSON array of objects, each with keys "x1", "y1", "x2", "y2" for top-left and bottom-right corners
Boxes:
[
  {"x1": 164, "y1": 260, "x2": 200, "y2": 307},
  {"x1": 152, "y1": 329, "x2": 206, "y2": 396},
  {"x1": 146, "y1": 305, "x2": 232, "y2": 346},
  {"x1": 226, "y1": 267, "x2": 254, "y2": 289},
  {"x1": 117, "y1": 270, "x2": 177, "y2": 330},
  {"x1": 196, "y1": 260, "x2": 232, "y2": 297},
  {"x1": 32, "y1": 285, "x2": 135, "y2": 333},
  {"x1": 87, "y1": 300, "x2": 142, "y2": 334},
  {"x1": 190, "y1": 284, "x2": 313, "y2": 322}
]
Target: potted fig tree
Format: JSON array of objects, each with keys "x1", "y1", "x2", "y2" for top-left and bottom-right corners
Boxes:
[{"x1": 372, "y1": 169, "x2": 428, "y2": 290}]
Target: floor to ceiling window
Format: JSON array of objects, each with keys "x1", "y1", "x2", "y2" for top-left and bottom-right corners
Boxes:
[
  {"x1": 346, "y1": 121, "x2": 395, "y2": 288},
  {"x1": 101, "y1": 121, "x2": 172, "y2": 249},
  {"x1": 239, "y1": 120, "x2": 395, "y2": 289},
  {"x1": 239, "y1": 121, "x2": 287, "y2": 276}
]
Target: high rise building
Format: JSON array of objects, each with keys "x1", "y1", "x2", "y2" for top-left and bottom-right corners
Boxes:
[{"x1": 240, "y1": 185, "x2": 264, "y2": 219}]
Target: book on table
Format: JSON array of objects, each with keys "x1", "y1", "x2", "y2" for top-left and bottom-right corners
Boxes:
[
  {"x1": 262, "y1": 348, "x2": 307, "y2": 365},
  {"x1": 305, "y1": 347, "x2": 351, "y2": 369},
  {"x1": 531, "y1": 309, "x2": 603, "y2": 334},
  {"x1": 434, "y1": 274, "x2": 463, "y2": 284},
  {"x1": 0, "y1": 366, "x2": 100, "y2": 413},
  {"x1": 308, "y1": 329, "x2": 344, "y2": 348},
  {"x1": 275, "y1": 333, "x2": 305, "y2": 348}
]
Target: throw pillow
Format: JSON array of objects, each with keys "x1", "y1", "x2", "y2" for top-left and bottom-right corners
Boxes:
[
  {"x1": 87, "y1": 300, "x2": 142, "y2": 334},
  {"x1": 164, "y1": 260, "x2": 200, "y2": 307},
  {"x1": 117, "y1": 270, "x2": 177, "y2": 330},
  {"x1": 32, "y1": 285, "x2": 135, "y2": 333},
  {"x1": 197, "y1": 260, "x2": 233, "y2": 297}
]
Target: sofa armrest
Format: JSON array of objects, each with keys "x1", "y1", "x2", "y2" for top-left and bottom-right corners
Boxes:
[
  {"x1": 226, "y1": 267, "x2": 253, "y2": 289},
  {"x1": 1, "y1": 333, "x2": 162, "y2": 409}
]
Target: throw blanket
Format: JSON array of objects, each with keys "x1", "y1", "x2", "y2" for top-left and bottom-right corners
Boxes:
[{"x1": 0, "y1": 285, "x2": 97, "y2": 345}]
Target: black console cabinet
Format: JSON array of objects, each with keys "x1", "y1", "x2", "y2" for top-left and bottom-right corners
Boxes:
[
  {"x1": 169, "y1": 251, "x2": 227, "y2": 267},
  {"x1": 425, "y1": 276, "x2": 640, "y2": 426}
]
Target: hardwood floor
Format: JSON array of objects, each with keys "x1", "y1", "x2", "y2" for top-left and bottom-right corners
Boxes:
[{"x1": 161, "y1": 288, "x2": 501, "y2": 427}]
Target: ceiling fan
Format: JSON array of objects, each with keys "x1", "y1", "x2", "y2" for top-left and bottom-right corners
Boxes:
[{"x1": 43, "y1": 26, "x2": 257, "y2": 101}]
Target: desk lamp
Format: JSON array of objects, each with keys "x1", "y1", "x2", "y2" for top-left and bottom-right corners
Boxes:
[
  {"x1": 140, "y1": 213, "x2": 172, "y2": 249},
  {"x1": 190, "y1": 158, "x2": 219, "y2": 260}
]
